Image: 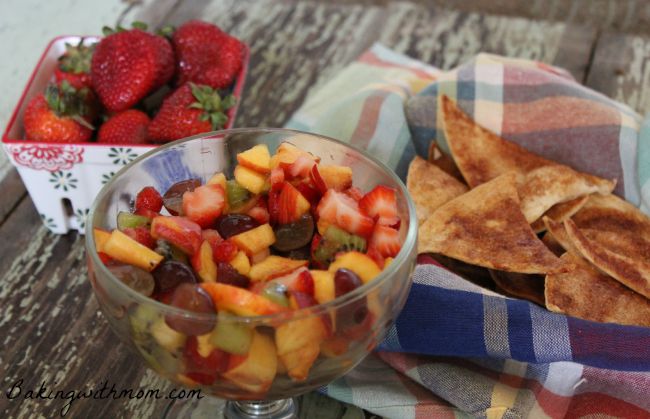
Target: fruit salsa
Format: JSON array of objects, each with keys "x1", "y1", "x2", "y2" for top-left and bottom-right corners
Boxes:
[{"x1": 92, "y1": 141, "x2": 404, "y2": 393}]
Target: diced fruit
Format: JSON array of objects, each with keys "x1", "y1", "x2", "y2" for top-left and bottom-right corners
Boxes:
[
  {"x1": 103, "y1": 230, "x2": 164, "y2": 271},
  {"x1": 275, "y1": 182, "x2": 311, "y2": 225},
  {"x1": 269, "y1": 166, "x2": 285, "y2": 190},
  {"x1": 230, "y1": 223, "x2": 275, "y2": 255},
  {"x1": 318, "y1": 165, "x2": 353, "y2": 191},
  {"x1": 259, "y1": 282, "x2": 290, "y2": 307},
  {"x1": 212, "y1": 239, "x2": 238, "y2": 262},
  {"x1": 165, "y1": 283, "x2": 216, "y2": 335},
  {"x1": 123, "y1": 226, "x2": 156, "y2": 249},
  {"x1": 200, "y1": 282, "x2": 287, "y2": 316},
  {"x1": 163, "y1": 179, "x2": 201, "y2": 215},
  {"x1": 328, "y1": 252, "x2": 381, "y2": 284},
  {"x1": 334, "y1": 268, "x2": 368, "y2": 332},
  {"x1": 311, "y1": 270, "x2": 335, "y2": 304},
  {"x1": 182, "y1": 184, "x2": 225, "y2": 228},
  {"x1": 222, "y1": 331, "x2": 277, "y2": 394},
  {"x1": 215, "y1": 214, "x2": 258, "y2": 239},
  {"x1": 271, "y1": 269, "x2": 314, "y2": 296},
  {"x1": 369, "y1": 225, "x2": 401, "y2": 258},
  {"x1": 317, "y1": 190, "x2": 374, "y2": 237},
  {"x1": 184, "y1": 335, "x2": 230, "y2": 385},
  {"x1": 152, "y1": 260, "x2": 198, "y2": 293},
  {"x1": 216, "y1": 262, "x2": 250, "y2": 288},
  {"x1": 317, "y1": 218, "x2": 331, "y2": 236},
  {"x1": 309, "y1": 165, "x2": 328, "y2": 194},
  {"x1": 320, "y1": 336, "x2": 350, "y2": 357},
  {"x1": 359, "y1": 185, "x2": 399, "y2": 226},
  {"x1": 234, "y1": 165, "x2": 267, "y2": 194},
  {"x1": 294, "y1": 181, "x2": 321, "y2": 207},
  {"x1": 230, "y1": 251, "x2": 251, "y2": 275},
  {"x1": 151, "y1": 317, "x2": 187, "y2": 352},
  {"x1": 249, "y1": 256, "x2": 309, "y2": 282},
  {"x1": 117, "y1": 211, "x2": 151, "y2": 230},
  {"x1": 154, "y1": 240, "x2": 189, "y2": 264},
  {"x1": 366, "y1": 246, "x2": 385, "y2": 268},
  {"x1": 237, "y1": 144, "x2": 271, "y2": 174},
  {"x1": 248, "y1": 206, "x2": 270, "y2": 225},
  {"x1": 251, "y1": 248, "x2": 270, "y2": 264},
  {"x1": 201, "y1": 229, "x2": 222, "y2": 248},
  {"x1": 108, "y1": 264, "x2": 155, "y2": 296},
  {"x1": 207, "y1": 172, "x2": 227, "y2": 189},
  {"x1": 384, "y1": 258, "x2": 394, "y2": 268},
  {"x1": 151, "y1": 216, "x2": 202, "y2": 255},
  {"x1": 225, "y1": 180, "x2": 251, "y2": 209},
  {"x1": 210, "y1": 311, "x2": 253, "y2": 354},
  {"x1": 276, "y1": 316, "x2": 327, "y2": 381},
  {"x1": 191, "y1": 241, "x2": 217, "y2": 282},
  {"x1": 135, "y1": 186, "x2": 163, "y2": 213},
  {"x1": 345, "y1": 187, "x2": 364, "y2": 201},
  {"x1": 270, "y1": 142, "x2": 319, "y2": 169},
  {"x1": 273, "y1": 213, "x2": 314, "y2": 252},
  {"x1": 94, "y1": 228, "x2": 111, "y2": 253},
  {"x1": 312, "y1": 226, "x2": 367, "y2": 267},
  {"x1": 287, "y1": 154, "x2": 317, "y2": 178}
]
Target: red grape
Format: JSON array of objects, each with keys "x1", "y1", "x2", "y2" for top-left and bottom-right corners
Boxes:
[
  {"x1": 152, "y1": 260, "x2": 197, "y2": 294},
  {"x1": 216, "y1": 262, "x2": 250, "y2": 288},
  {"x1": 215, "y1": 214, "x2": 258, "y2": 239},
  {"x1": 163, "y1": 179, "x2": 201, "y2": 215},
  {"x1": 164, "y1": 283, "x2": 215, "y2": 335}
]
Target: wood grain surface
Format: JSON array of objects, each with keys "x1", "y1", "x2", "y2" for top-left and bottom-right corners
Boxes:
[{"x1": 1, "y1": 1, "x2": 649, "y2": 418}]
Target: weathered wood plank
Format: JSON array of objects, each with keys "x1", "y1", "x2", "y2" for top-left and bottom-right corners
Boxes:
[
  {"x1": 586, "y1": 31, "x2": 650, "y2": 115},
  {"x1": 378, "y1": 2, "x2": 596, "y2": 81}
]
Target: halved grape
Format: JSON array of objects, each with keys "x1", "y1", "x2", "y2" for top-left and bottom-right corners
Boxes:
[
  {"x1": 215, "y1": 214, "x2": 258, "y2": 239},
  {"x1": 162, "y1": 179, "x2": 201, "y2": 215},
  {"x1": 165, "y1": 283, "x2": 215, "y2": 335},
  {"x1": 108, "y1": 264, "x2": 155, "y2": 296},
  {"x1": 273, "y1": 213, "x2": 314, "y2": 252},
  {"x1": 334, "y1": 268, "x2": 368, "y2": 328},
  {"x1": 152, "y1": 260, "x2": 197, "y2": 294},
  {"x1": 216, "y1": 262, "x2": 250, "y2": 288}
]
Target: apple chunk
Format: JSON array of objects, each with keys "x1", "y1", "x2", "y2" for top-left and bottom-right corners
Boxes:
[
  {"x1": 237, "y1": 144, "x2": 271, "y2": 174},
  {"x1": 222, "y1": 331, "x2": 277, "y2": 394}
]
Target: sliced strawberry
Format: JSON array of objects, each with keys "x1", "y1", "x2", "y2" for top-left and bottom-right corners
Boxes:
[
  {"x1": 287, "y1": 154, "x2": 317, "y2": 179},
  {"x1": 212, "y1": 239, "x2": 238, "y2": 262},
  {"x1": 134, "y1": 207, "x2": 159, "y2": 219},
  {"x1": 182, "y1": 184, "x2": 226, "y2": 228},
  {"x1": 277, "y1": 182, "x2": 310, "y2": 225},
  {"x1": 294, "y1": 180, "x2": 321, "y2": 208},
  {"x1": 369, "y1": 225, "x2": 401, "y2": 257},
  {"x1": 202, "y1": 228, "x2": 223, "y2": 248},
  {"x1": 267, "y1": 188, "x2": 281, "y2": 225},
  {"x1": 122, "y1": 226, "x2": 156, "y2": 248},
  {"x1": 317, "y1": 190, "x2": 374, "y2": 237},
  {"x1": 345, "y1": 187, "x2": 364, "y2": 202},
  {"x1": 269, "y1": 166, "x2": 285, "y2": 191},
  {"x1": 270, "y1": 268, "x2": 314, "y2": 296},
  {"x1": 366, "y1": 246, "x2": 385, "y2": 268},
  {"x1": 310, "y1": 165, "x2": 328, "y2": 195},
  {"x1": 248, "y1": 206, "x2": 270, "y2": 224},
  {"x1": 359, "y1": 185, "x2": 400, "y2": 226},
  {"x1": 135, "y1": 186, "x2": 163, "y2": 213},
  {"x1": 183, "y1": 336, "x2": 229, "y2": 385}
]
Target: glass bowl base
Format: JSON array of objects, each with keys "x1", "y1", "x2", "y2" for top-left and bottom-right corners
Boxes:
[{"x1": 164, "y1": 396, "x2": 296, "y2": 419}]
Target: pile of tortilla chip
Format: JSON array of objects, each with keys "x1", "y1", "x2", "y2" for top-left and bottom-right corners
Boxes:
[{"x1": 408, "y1": 95, "x2": 650, "y2": 327}]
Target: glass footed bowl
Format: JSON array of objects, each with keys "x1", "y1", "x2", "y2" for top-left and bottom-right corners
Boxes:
[{"x1": 85, "y1": 128, "x2": 417, "y2": 418}]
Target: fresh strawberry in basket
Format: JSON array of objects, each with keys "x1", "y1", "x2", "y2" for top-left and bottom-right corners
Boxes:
[
  {"x1": 91, "y1": 22, "x2": 174, "y2": 112},
  {"x1": 172, "y1": 20, "x2": 244, "y2": 89},
  {"x1": 23, "y1": 81, "x2": 95, "y2": 143},
  {"x1": 54, "y1": 39, "x2": 95, "y2": 89},
  {"x1": 148, "y1": 83, "x2": 236, "y2": 143},
  {"x1": 98, "y1": 109, "x2": 151, "y2": 144}
]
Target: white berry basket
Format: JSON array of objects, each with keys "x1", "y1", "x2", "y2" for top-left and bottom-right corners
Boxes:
[{"x1": 2, "y1": 35, "x2": 249, "y2": 234}]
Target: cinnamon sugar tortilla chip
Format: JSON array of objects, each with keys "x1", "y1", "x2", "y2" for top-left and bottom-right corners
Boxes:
[
  {"x1": 545, "y1": 252, "x2": 650, "y2": 327},
  {"x1": 407, "y1": 156, "x2": 468, "y2": 224},
  {"x1": 489, "y1": 270, "x2": 545, "y2": 305},
  {"x1": 572, "y1": 193, "x2": 650, "y2": 242},
  {"x1": 564, "y1": 219, "x2": 650, "y2": 299},
  {"x1": 541, "y1": 230, "x2": 566, "y2": 257},
  {"x1": 439, "y1": 95, "x2": 552, "y2": 187},
  {"x1": 519, "y1": 165, "x2": 615, "y2": 223},
  {"x1": 418, "y1": 172, "x2": 568, "y2": 274},
  {"x1": 531, "y1": 195, "x2": 589, "y2": 233}
]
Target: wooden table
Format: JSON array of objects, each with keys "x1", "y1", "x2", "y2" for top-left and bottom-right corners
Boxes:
[{"x1": 1, "y1": 1, "x2": 649, "y2": 417}]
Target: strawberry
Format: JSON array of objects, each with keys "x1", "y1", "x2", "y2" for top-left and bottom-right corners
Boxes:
[
  {"x1": 317, "y1": 190, "x2": 374, "y2": 237},
  {"x1": 271, "y1": 268, "x2": 314, "y2": 296},
  {"x1": 366, "y1": 246, "x2": 385, "y2": 268},
  {"x1": 212, "y1": 239, "x2": 238, "y2": 263},
  {"x1": 91, "y1": 23, "x2": 174, "y2": 112},
  {"x1": 369, "y1": 225, "x2": 401, "y2": 258},
  {"x1": 172, "y1": 20, "x2": 244, "y2": 89},
  {"x1": 148, "y1": 83, "x2": 236, "y2": 143},
  {"x1": 54, "y1": 39, "x2": 95, "y2": 89},
  {"x1": 277, "y1": 182, "x2": 310, "y2": 224},
  {"x1": 294, "y1": 181, "x2": 321, "y2": 208},
  {"x1": 248, "y1": 198, "x2": 270, "y2": 224},
  {"x1": 23, "y1": 82, "x2": 94, "y2": 143},
  {"x1": 134, "y1": 186, "x2": 163, "y2": 213},
  {"x1": 359, "y1": 185, "x2": 400, "y2": 226},
  {"x1": 183, "y1": 336, "x2": 229, "y2": 385},
  {"x1": 286, "y1": 155, "x2": 316, "y2": 179},
  {"x1": 122, "y1": 226, "x2": 156, "y2": 248},
  {"x1": 182, "y1": 184, "x2": 226, "y2": 228},
  {"x1": 345, "y1": 187, "x2": 364, "y2": 202},
  {"x1": 98, "y1": 109, "x2": 150, "y2": 144},
  {"x1": 269, "y1": 166, "x2": 285, "y2": 191},
  {"x1": 201, "y1": 229, "x2": 223, "y2": 248},
  {"x1": 134, "y1": 208, "x2": 159, "y2": 219}
]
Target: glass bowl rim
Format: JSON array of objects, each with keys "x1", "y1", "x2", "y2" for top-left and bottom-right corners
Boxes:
[{"x1": 85, "y1": 127, "x2": 418, "y2": 323}]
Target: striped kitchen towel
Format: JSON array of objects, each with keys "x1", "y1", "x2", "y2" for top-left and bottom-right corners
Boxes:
[{"x1": 286, "y1": 44, "x2": 650, "y2": 418}]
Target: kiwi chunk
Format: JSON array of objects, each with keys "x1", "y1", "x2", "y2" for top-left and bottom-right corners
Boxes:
[
  {"x1": 117, "y1": 211, "x2": 151, "y2": 230},
  {"x1": 313, "y1": 226, "x2": 366, "y2": 266},
  {"x1": 226, "y1": 180, "x2": 250, "y2": 208}
]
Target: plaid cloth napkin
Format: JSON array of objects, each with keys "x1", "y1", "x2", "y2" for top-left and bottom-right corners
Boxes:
[{"x1": 286, "y1": 44, "x2": 650, "y2": 418}]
